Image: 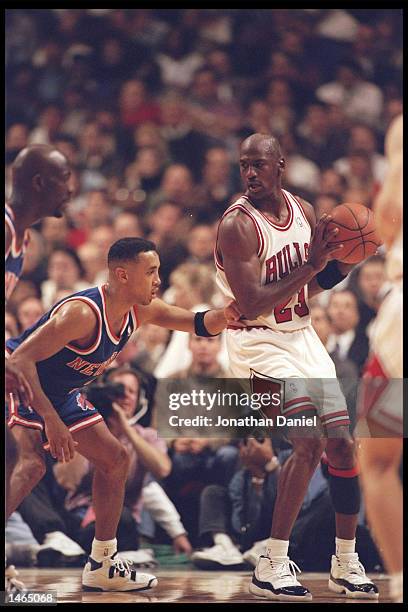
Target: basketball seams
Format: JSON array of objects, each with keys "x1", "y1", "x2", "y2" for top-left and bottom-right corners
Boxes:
[{"x1": 344, "y1": 203, "x2": 366, "y2": 259}]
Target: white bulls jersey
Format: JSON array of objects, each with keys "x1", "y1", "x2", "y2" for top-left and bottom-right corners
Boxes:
[{"x1": 215, "y1": 189, "x2": 312, "y2": 332}]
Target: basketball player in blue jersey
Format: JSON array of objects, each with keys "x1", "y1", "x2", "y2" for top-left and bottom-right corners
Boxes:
[
  {"x1": 6, "y1": 237, "x2": 241, "y2": 592},
  {"x1": 215, "y1": 133, "x2": 378, "y2": 600},
  {"x1": 5, "y1": 144, "x2": 72, "y2": 594}
]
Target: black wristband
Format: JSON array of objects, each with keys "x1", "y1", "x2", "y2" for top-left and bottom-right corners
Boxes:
[
  {"x1": 194, "y1": 311, "x2": 219, "y2": 337},
  {"x1": 316, "y1": 260, "x2": 347, "y2": 290}
]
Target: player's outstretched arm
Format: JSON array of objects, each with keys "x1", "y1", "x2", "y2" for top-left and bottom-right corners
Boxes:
[
  {"x1": 8, "y1": 301, "x2": 98, "y2": 462},
  {"x1": 138, "y1": 298, "x2": 242, "y2": 335}
]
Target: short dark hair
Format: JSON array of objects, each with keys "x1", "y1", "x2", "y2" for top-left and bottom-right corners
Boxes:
[{"x1": 107, "y1": 237, "x2": 156, "y2": 264}]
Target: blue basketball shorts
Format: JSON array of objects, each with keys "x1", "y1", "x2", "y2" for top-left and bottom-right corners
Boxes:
[{"x1": 6, "y1": 391, "x2": 104, "y2": 451}]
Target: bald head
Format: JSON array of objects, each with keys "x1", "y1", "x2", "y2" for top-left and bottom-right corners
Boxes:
[
  {"x1": 241, "y1": 133, "x2": 282, "y2": 159},
  {"x1": 11, "y1": 144, "x2": 72, "y2": 220},
  {"x1": 12, "y1": 145, "x2": 68, "y2": 184}
]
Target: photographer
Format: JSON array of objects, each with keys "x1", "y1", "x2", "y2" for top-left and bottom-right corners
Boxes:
[{"x1": 57, "y1": 367, "x2": 191, "y2": 557}]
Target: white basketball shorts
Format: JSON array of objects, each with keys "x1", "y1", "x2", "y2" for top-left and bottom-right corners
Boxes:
[{"x1": 226, "y1": 324, "x2": 350, "y2": 430}]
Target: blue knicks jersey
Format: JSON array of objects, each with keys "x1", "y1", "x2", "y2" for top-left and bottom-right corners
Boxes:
[
  {"x1": 5, "y1": 205, "x2": 29, "y2": 301},
  {"x1": 6, "y1": 285, "x2": 139, "y2": 403}
]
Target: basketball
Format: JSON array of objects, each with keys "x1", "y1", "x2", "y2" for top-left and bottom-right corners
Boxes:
[{"x1": 326, "y1": 203, "x2": 382, "y2": 264}]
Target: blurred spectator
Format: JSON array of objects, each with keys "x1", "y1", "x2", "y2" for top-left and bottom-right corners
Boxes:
[
  {"x1": 239, "y1": 99, "x2": 273, "y2": 139},
  {"x1": 40, "y1": 217, "x2": 69, "y2": 254},
  {"x1": 124, "y1": 146, "x2": 166, "y2": 201},
  {"x1": 195, "y1": 146, "x2": 239, "y2": 222},
  {"x1": 159, "y1": 91, "x2": 208, "y2": 182},
  {"x1": 280, "y1": 131, "x2": 321, "y2": 199},
  {"x1": 156, "y1": 27, "x2": 204, "y2": 90},
  {"x1": 186, "y1": 224, "x2": 216, "y2": 266},
  {"x1": 350, "y1": 255, "x2": 389, "y2": 339},
  {"x1": 146, "y1": 201, "x2": 189, "y2": 290},
  {"x1": 334, "y1": 123, "x2": 388, "y2": 184},
  {"x1": 316, "y1": 59, "x2": 383, "y2": 128},
  {"x1": 297, "y1": 102, "x2": 345, "y2": 169},
  {"x1": 6, "y1": 123, "x2": 30, "y2": 158},
  {"x1": 113, "y1": 211, "x2": 144, "y2": 241},
  {"x1": 187, "y1": 66, "x2": 242, "y2": 141},
  {"x1": 77, "y1": 243, "x2": 107, "y2": 286},
  {"x1": 150, "y1": 164, "x2": 198, "y2": 215},
  {"x1": 326, "y1": 289, "x2": 369, "y2": 375},
  {"x1": 77, "y1": 122, "x2": 118, "y2": 189},
  {"x1": 7, "y1": 280, "x2": 40, "y2": 316},
  {"x1": 118, "y1": 78, "x2": 161, "y2": 131},
  {"x1": 338, "y1": 150, "x2": 380, "y2": 205},
  {"x1": 53, "y1": 132, "x2": 80, "y2": 167},
  {"x1": 28, "y1": 104, "x2": 64, "y2": 145},
  {"x1": 156, "y1": 263, "x2": 228, "y2": 379},
  {"x1": 131, "y1": 324, "x2": 170, "y2": 374},
  {"x1": 265, "y1": 78, "x2": 296, "y2": 136},
  {"x1": 318, "y1": 168, "x2": 347, "y2": 200},
  {"x1": 16, "y1": 297, "x2": 44, "y2": 332},
  {"x1": 87, "y1": 224, "x2": 115, "y2": 263},
  {"x1": 41, "y1": 247, "x2": 88, "y2": 309}
]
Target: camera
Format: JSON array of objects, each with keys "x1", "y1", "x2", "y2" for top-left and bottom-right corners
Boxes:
[{"x1": 84, "y1": 381, "x2": 126, "y2": 422}]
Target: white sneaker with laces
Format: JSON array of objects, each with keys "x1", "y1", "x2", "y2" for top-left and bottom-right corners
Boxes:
[
  {"x1": 242, "y1": 539, "x2": 269, "y2": 567},
  {"x1": 39, "y1": 531, "x2": 85, "y2": 556},
  {"x1": 82, "y1": 552, "x2": 158, "y2": 592},
  {"x1": 249, "y1": 555, "x2": 312, "y2": 601},
  {"x1": 192, "y1": 543, "x2": 245, "y2": 570},
  {"x1": 328, "y1": 554, "x2": 379, "y2": 599}
]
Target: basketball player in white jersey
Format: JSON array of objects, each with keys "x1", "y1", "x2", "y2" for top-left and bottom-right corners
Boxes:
[
  {"x1": 215, "y1": 133, "x2": 378, "y2": 600},
  {"x1": 357, "y1": 115, "x2": 403, "y2": 602}
]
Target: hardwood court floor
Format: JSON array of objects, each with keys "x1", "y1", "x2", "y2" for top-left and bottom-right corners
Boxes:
[{"x1": 19, "y1": 568, "x2": 391, "y2": 604}]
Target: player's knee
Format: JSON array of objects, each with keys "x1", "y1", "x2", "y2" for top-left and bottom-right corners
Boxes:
[
  {"x1": 101, "y1": 442, "x2": 130, "y2": 477},
  {"x1": 292, "y1": 438, "x2": 326, "y2": 465},
  {"x1": 326, "y1": 437, "x2": 355, "y2": 467}
]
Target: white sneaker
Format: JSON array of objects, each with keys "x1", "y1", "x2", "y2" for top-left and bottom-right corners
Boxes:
[
  {"x1": 82, "y1": 552, "x2": 158, "y2": 592},
  {"x1": 37, "y1": 531, "x2": 86, "y2": 566},
  {"x1": 328, "y1": 554, "x2": 379, "y2": 599},
  {"x1": 5, "y1": 565, "x2": 27, "y2": 596},
  {"x1": 192, "y1": 543, "x2": 245, "y2": 570},
  {"x1": 119, "y1": 549, "x2": 158, "y2": 568},
  {"x1": 249, "y1": 556, "x2": 312, "y2": 601},
  {"x1": 242, "y1": 539, "x2": 269, "y2": 567}
]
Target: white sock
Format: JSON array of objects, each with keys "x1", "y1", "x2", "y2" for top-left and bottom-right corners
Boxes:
[
  {"x1": 213, "y1": 533, "x2": 235, "y2": 549},
  {"x1": 91, "y1": 538, "x2": 117, "y2": 562},
  {"x1": 266, "y1": 538, "x2": 289, "y2": 559},
  {"x1": 389, "y1": 571, "x2": 403, "y2": 602},
  {"x1": 335, "y1": 537, "x2": 356, "y2": 557}
]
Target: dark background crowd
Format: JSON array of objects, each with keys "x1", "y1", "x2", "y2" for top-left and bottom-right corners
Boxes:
[{"x1": 5, "y1": 9, "x2": 402, "y2": 571}]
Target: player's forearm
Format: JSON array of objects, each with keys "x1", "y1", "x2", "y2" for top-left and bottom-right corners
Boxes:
[
  {"x1": 239, "y1": 263, "x2": 316, "y2": 320},
  {"x1": 202, "y1": 309, "x2": 228, "y2": 335},
  {"x1": 8, "y1": 355, "x2": 59, "y2": 420}
]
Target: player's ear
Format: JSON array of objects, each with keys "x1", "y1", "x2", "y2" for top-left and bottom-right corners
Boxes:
[
  {"x1": 32, "y1": 173, "x2": 44, "y2": 191},
  {"x1": 278, "y1": 158, "x2": 285, "y2": 174},
  {"x1": 115, "y1": 266, "x2": 128, "y2": 284}
]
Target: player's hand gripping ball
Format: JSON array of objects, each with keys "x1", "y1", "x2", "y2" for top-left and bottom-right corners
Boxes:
[{"x1": 325, "y1": 203, "x2": 382, "y2": 264}]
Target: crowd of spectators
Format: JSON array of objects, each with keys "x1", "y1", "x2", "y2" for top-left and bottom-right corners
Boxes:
[{"x1": 5, "y1": 9, "x2": 401, "y2": 571}]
